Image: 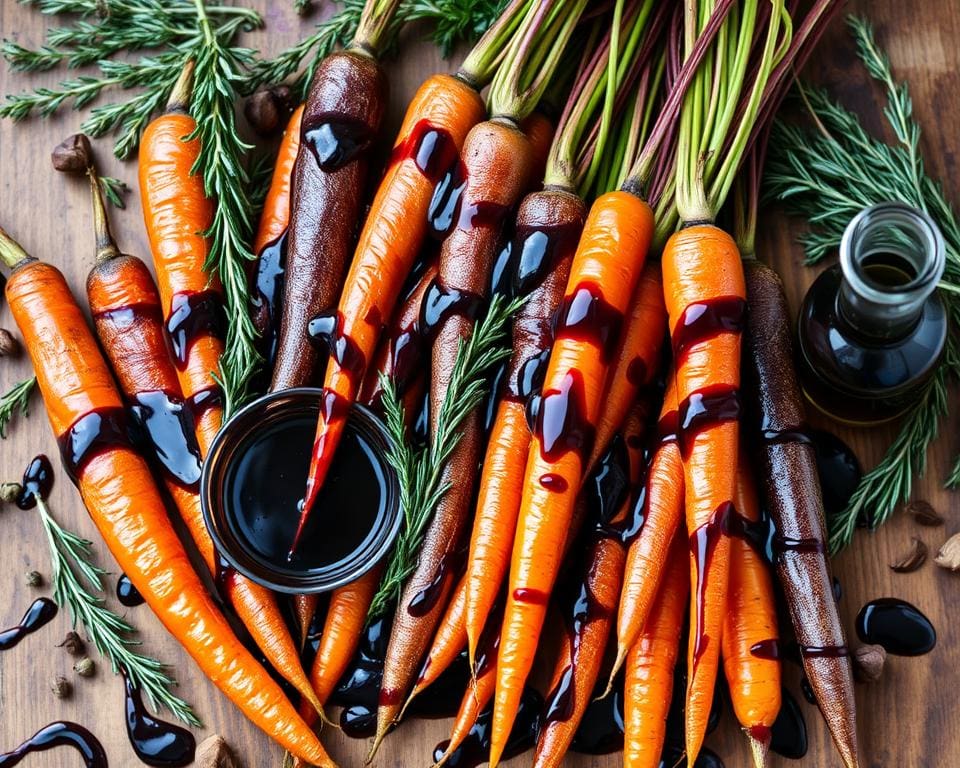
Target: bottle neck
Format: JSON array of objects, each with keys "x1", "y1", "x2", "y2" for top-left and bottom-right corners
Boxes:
[{"x1": 837, "y1": 202, "x2": 944, "y2": 340}]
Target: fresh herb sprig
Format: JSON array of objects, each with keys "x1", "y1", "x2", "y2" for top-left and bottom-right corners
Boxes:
[
  {"x1": 367, "y1": 293, "x2": 522, "y2": 620},
  {"x1": 765, "y1": 16, "x2": 960, "y2": 552},
  {"x1": 0, "y1": 377, "x2": 37, "y2": 438},
  {"x1": 34, "y1": 493, "x2": 199, "y2": 725},
  {"x1": 250, "y1": 0, "x2": 508, "y2": 99}
]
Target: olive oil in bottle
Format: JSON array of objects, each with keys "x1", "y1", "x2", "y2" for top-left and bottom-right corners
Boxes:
[{"x1": 797, "y1": 202, "x2": 947, "y2": 425}]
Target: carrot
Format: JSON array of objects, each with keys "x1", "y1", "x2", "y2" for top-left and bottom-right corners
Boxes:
[
  {"x1": 0, "y1": 229, "x2": 333, "y2": 767},
  {"x1": 464, "y1": 189, "x2": 585, "y2": 666},
  {"x1": 722, "y1": 452, "x2": 781, "y2": 768},
  {"x1": 520, "y1": 110, "x2": 555, "y2": 191},
  {"x1": 608, "y1": 372, "x2": 684, "y2": 685},
  {"x1": 139, "y1": 66, "x2": 222, "y2": 456},
  {"x1": 74, "y1": 151, "x2": 323, "y2": 717},
  {"x1": 743, "y1": 259, "x2": 859, "y2": 768},
  {"x1": 589, "y1": 261, "x2": 666, "y2": 471},
  {"x1": 250, "y1": 104, "x2": 303, "y2": 363},
  {"x1": 492, "y1": 190, "x2": 653, "y2": 766},
  {"x1": 623, "y1": 534, "x2": 688, "y2": 768},
  {"x1": 295, "y1": 73, "x2": 486, "y2": 538},
  {"x1": 533, "y1": 402, "x2": 649, "y2": 768},
  {"x1": 271, "y1": 49, "x2": 388, "y2": 393},
  {"x1": 401, "y1": 572, "x2": 469, "y2": 716},
  {"x1": 660, "y1": 223, "x2": 746, "y2": 761}
]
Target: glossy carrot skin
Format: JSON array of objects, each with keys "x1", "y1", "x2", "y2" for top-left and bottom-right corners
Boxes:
[
  {"x1": 623, "y1": 535, "x2": 688, "y2": 768},
  {"x1": 377, "y1": 118, "x2": 536, "y2": 744},
  {"x1": 661, "y1": 223, "x2": 745, "y2": 761},
  {"x1": 465, "y1": 188, "x2": 585, "y2": 666},
  {"x1": 7, "y1": 258, "x2": 333, "y2": 766},
  {"x1": 250, "y1": 105, "x2": 304, "y2": 355},
  {"x1": 88, "y1": 253, "x2": 322, "y2": 715},
  {"x1": 533, "y1": 403, "x2": 649, "y2": 768},
  {"x1": 272, "y1": 51, "x2": 388, "y2": 391},
  {"x1": 612, "y1": 376, "x2": 684, "y2": 678},
  {"x1": 589, "y1": 262, "x2": 666, "y2": 472},
  {"x1": 408, "y1": 572, "x2": 469, "y2": 705},
  {"x1": 722, "y1": 456, "x2": 781, "y2": 755},
  {"x1": 139, "y1": 111, "x2": 222, "y2": 455},
  {"x1": 492, "y1": 191, "x2": 654, "y2": 765},
  {"x1": 301, "y1": 73, "x2": 485, "y2": 516},
  {"x1": 743, "y1": 260, "x2": 859, "y2": 768}
]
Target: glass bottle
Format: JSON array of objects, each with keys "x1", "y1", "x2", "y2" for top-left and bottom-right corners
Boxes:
[{"x1": 796, "y1": 201, "x2": 947, "y2": 425}]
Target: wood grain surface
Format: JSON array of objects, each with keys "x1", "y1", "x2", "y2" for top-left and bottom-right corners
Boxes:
[{"x1": 1, "y1": 2, "x2": 958, "y2": 767}]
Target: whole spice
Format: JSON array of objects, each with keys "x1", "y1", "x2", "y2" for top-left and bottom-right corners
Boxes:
[
  {"x1": 906, "y1": 500, "x2": 943, "y2": 527},
  {"x1": 51, "y1": 674, "x2": 73, "y2": 699},
  {"x1": 51, "y1": 133, "x2": 92, "y2": 173},
  {"x1": 0, "y1": 329, "x2": 21, "y2": 357},
  {"x1": 0, "y1": 482, "x2": 22, "y2": 503},
  {"x1": 25, "y1": 570, "x2": 43, "y2": 587},
  {"x1": 58, "y1": 631, "x2": 85, "y2": 656},
  {"x1": 934, "y1": 533, "x2": 960, "y2": 571},
  {"x1": 196, "y1": 734, "x2": 238, "y2": 768},
  {"x1": 244, "y1": 85, "x2": 292, "y2": 137},
  {"x1": 852, "y1": 644, "x2": 886, "y2": 683},
  {"x1": 73, "y1": 656, "x2": 96, "y2": 678},
  {"x1": 889, "y1": 537, "x2": 928, "y2": 573}
]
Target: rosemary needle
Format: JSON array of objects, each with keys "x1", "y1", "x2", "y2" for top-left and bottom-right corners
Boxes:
[{"x1": 0, "y1": 377, "x2": 37, "y2": 439}]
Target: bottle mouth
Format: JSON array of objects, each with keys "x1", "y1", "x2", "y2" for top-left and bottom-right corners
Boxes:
[{"x1": 840, "y1": 201, "x2": 945, "y2": 305}]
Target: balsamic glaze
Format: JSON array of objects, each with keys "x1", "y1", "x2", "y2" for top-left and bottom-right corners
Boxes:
[
  {"x1": 490, "y1": 241, "x2": 513, "y2": 297},
  {"x1": 419, "y1": 278, "x2": 484, "y2": 337},
  {"x1": 507, "y1": 222, "x2": 583, "y2": 299},
  {"x1": 123, "y1": 670, "x2": 195, "y2": 767},
  {"x1": 0, "y1": 722, "x2": 107, "y2": 768},
  {"x1": 185, "y1": 386, "x2": 222, "y2": 421},
  {"x1": 330, "y1": 616, "x2": 391, "y2": 738},
  {"x1": 0, "y1": 597, "x2": 57, "y2": 650},
  {"x1": 129, "y1": 390, "x2": 202, "y2": 489},
  {"x1": 251, "y1": 229, "x2": 287, "y2": 365},
  {"x1": 749, "y1": 639, "x2": 781, "y2": 660},
  {"x1": 569, "y1": 686, "x2": 624, "y2": 755},
  {"x1": 584, "y1": 435, "x2": 631, "y2": 527},
  {"x1": 552, "y1": 282, "x2": 624, "y2": 363},
  {"x1": 509, "y1": 347, "x2": 552, "y2": 402},
  {"x1": 166, "y1": 290, "x2": 225, "y2": 369},
  {"x1": 428, "y1": 165, "x2": 467, "y2": 239},
  {"x1": 689, "y1": 502, "x2": 733, "y2": 669},
  {"x1": 432, "y1": 688, "x2": 543, "y2": 768},
  {"x1": 800, "y1": 675, "x2": 817, "y2": 705},
  {"x1": 539, "y1": 472, "x2": 569, "y2": 493},
  {"x1": 534, "y1": 369, "x2": 595, "y2": 463},
  {"x1": 770, "y1": 688, "x2": 808, "y2": 759},
  {"x1": 407, "y1": 552, "x2": 457, "y2": 617},
  {"x1": 57, "y1": 407, "x2": 133, "y2": 484},
  {"x1": 855, "y1": 598, "x2": 936, "y2": 656},
  {"x1": 15, "y1": 454, "x2": 54, "y2": 509},
  {"x1": 117, "y1": 574, "x2": 145, "y2": 608},
  {"x1": 656, "y1": 746, "x2": 725, "y2": 768},
  {"x1": 672, "y1": 296, "x2": 746, "y2": 362},
  {"x1": 307, "y1": 310, "x2": 367, "y2": 381},
  {"x1": 677, "y1": 384, "x2": 741, "y2": 459},
  {"x1": 303, "y1": 113, "x2": 375, "y2": 171},
  {"x1": 810, "y1": 429, "x2": 863, "y2": 523},
  {"x1": 773, "y1": 536, "x2": 825, "y2": 555},
  {"x1": 406, "y1": 651, "x2": 471, "y2": 720},
  {"x1": 512, "y1": 587, "x2": 549, "y2": 605}
]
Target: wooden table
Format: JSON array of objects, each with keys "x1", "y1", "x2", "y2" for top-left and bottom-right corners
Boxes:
[{"x1": 0, "y1": 2, "x2": 957, "y2": 766}]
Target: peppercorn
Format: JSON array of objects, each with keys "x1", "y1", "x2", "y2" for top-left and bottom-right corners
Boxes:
[
  {"x1": 51, "y1": 675, "x2": 73, "y2": 699},
  {"x1": 25, "y1": 570, "x2": 43, "y2": 587},
  {"x1": 74, "y1": 656, "x2": 96, "y2": 677}
]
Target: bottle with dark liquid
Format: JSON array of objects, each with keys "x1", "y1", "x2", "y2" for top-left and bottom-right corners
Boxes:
[{"x1": 797, "y1": 202, "x2": 947, "y2": 425}]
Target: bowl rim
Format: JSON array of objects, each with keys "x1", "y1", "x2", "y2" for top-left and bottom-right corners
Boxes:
[{"x1": 200, "y1": 387, "x2": 402, "y2": 594}]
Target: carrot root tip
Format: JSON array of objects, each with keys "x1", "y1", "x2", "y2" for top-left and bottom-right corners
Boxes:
[{"x1": 746, "y1": 730, "x2": 770, "y2": 768}]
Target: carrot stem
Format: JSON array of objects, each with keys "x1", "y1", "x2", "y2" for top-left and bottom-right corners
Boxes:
[
  {"x1": 459, "y1": 0, "x2": 535, "y2": 87},
  {"x1": 85, "y1": 163, "x2": 120, "y2": 264},
  {"x1": 353, "y1": 0, "x2": 403, "y2": 53},
  {"x1": 0, "y1": 226, "x2": 30, "y2": 268},
  {"x1": 166, "y1": 58, "x2": 195, "y2": 112}
]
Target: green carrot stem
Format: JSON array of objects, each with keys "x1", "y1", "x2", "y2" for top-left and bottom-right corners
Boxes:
[
  {"x1": 352, "y1": 0, "x2": 404, "y2": 54},
  {"x1": 0, "y1": 226, "x2": 32, "y2": 269},
  {"x1": 459, "y1": 0, "x2": 534, "y2": 88}
]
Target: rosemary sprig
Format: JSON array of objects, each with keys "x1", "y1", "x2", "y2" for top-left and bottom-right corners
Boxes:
[
  {"x1": 248, "y1": 0, "x2": 508, "y2": 98},
  {"x1": 0, "y1": 377, "x2": 37, "y2": 438},
  {"x1": 765, "y1": 16, "x2": 960, "y2": 552},
  {"x1": 367, "y1": 293, "x2": 522, "y2": 620},
  {"x1": 99, "y1": 175, "x2": 129, "y2": 209},
  {"x1": 34, "y1": 493, "x2": 199, "y2": 725}
]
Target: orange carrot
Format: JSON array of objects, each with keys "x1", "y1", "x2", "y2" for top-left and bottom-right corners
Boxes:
[
  {"x1": 253, "y1": 105, "x2": 304, "y2": 257},
  {"x1": 722, "y1": 453, "x2": 781, "y2": 768},
  {"x1": 492, "y1": 190, "x2": 653, "y2": 766},
  {"x1": 139, "y1": 70, "x2": 223, "y2": 456},
  {"x1": 464, "y1": 189, "x2": 585, "y2": 667},
  {"x1": 609, "y1": 372, "x2": 685, "y2": 684},
  {"x1": 533, "y1": 402, "x2": 649, "y2": 768},
  {"x1": 623, "y1": 534, "x2": 689, "y2": 768},
  {"x1": 0, "y1": 231, "x2": 333, "y2": 767},
  {"x1": 296, "y1": 73, "x2": 485, "y2": 536},
  {"x1": 661, "y1": 223, "x2": 746, "y2": 761}
]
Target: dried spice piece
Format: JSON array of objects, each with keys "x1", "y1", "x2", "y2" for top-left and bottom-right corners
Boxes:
[
  {"x1": 196, "y1": 735, "x2": 238, "y2": 768},
  {"x1": 244, "y1": 85, "x2": 292, "y2": 137},
  {"x1": 58, "y1": 631, "x2": 85, "y2": 656},
  {"x1": 73, "y1": 657, "x2": 95, "y2": 677},
  {"x1": 852, "y1": 644, "x2": 886, "y2": 683},
  {"x1": 51, "y1": 133, "x2": 92, "y2": 173},
  {"x1": 0, "y1": 482, "x2": 22, "y2": 503},
  {"x1": 889, "y1": 537, "x2": 927, "y2": 573},
  {"x1": 25, "y1": 570, "x2": 43, "y2": 587},
  {"x1": 51, "y1": 675, "x2": 73, "y2": 699},
  {"x1": 0, "y1": 329, "x2": 21, "y2": 357},
  {"x1": 905, "y1": 500, "x2": 944, "y2": 527},
  {"x1": 934, "y1": 532, "x2": 960, "y2": 571}
]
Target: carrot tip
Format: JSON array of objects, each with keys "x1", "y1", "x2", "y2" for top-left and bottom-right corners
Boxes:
[
  {"x1": 746, "y1": 731, "x2": 770, "y2": 768},
  {"x1": 366, "y1": 726, "x2": 389, "y2": 764},
  {"x1": 601, "y1": 646, "x2": 628, "y2": 700},
  {"x1": 397, "y1": 687, "x2": 421, "y2": 724}
]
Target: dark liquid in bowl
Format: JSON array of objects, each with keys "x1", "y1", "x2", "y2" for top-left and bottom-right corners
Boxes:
[{"x1": 224, "y1": 415, "x2": 388, "y2": 572}]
